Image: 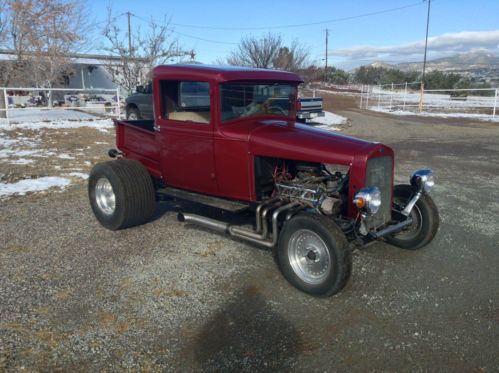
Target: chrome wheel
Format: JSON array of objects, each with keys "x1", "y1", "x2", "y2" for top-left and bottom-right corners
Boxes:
[
  {"x1": 288, "y1": 229, "x2": 331, "y2": 285},
  {"x1": 95, "y1": 177, "x2": 116, "y2": 215}
]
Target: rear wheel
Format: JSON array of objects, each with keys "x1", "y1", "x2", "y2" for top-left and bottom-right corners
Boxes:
[
  {"x1": 277, "y1": 213, "x2": 351, "y2": 297},
  {"x1": 88, "y1": 159, "x2": 156, "y2": 230},
  {"x1": 386, "y1": 184, "x2": 439, "y2": 250}
]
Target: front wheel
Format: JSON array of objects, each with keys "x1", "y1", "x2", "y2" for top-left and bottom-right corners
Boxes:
[
  {"x1": 386, "y1": 184, "x2": 439, "y2": 250},
  {"x1": 277, "y1": 213, "x2": 352, "y2": 297}
]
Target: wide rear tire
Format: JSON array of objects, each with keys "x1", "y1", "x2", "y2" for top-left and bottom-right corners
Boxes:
[
  {"x1": 88, "y1": 159, "x2": 156, "y2": 230},
  {"x1": 386, "y1": 184, "x2": 439, "y2": 250},
  {"x1": 276, "y1": 213, "x2": 352, "y2": 297}
]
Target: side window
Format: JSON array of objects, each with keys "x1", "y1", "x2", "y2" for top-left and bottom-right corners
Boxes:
[{"x1": 160, "y1": 80, "x2": 210, "y2": 124}]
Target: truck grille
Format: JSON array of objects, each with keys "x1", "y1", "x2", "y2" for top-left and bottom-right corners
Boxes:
[{"x1": 364, "y1": 156, "x2": 393, "y2": 229}]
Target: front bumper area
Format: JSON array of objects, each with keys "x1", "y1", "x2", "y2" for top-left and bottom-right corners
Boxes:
[
  {"x1": 368, "y1": 216, "x2": 413, "y2": 239},
  {"x1": 357, "y1": 183, "x2": 425, "y2": 243},
  {"x1": 296, "y1": 111, "x2": 325, "y2": 120}
]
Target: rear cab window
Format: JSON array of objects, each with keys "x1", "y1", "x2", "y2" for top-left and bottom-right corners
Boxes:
[{"x1": 160, "y1": 80, "x2": 211, "y2": 124}]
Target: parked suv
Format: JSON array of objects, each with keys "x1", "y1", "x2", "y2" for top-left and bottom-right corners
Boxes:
[{"x1": 125, "y1": 83, "x2": 153, "y2": 120}]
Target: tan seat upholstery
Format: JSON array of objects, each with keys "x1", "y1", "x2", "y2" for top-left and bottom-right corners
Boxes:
[{"x1": 168, "y1": 111, "x2": 210, "y2": 124}]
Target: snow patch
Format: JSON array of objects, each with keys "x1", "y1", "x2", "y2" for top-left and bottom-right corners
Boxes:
[
  {"x1": 8, "y1": 159, "x2": 34, "y2": 165},
  {"x1": 0, "y1": 176, "x2": 71, "y2": 198},
  {"x1": 371, "y1": 107, "x2": 499, "y2": 122},
  {"x1": 0, "y1": 108, "x2": 99, "y2": 122},
  {"x1": 67, "y1": 172, "x2": 88, "y2": 180},
  {"x1": 0, "y1": 119, "x2": 114, "y2": 130},
  {"x1": 308, "y1": 111, "x2": 347, "y2": 131},
  {"x1": 58, "y1": 154, "x2": 74, "y2": 159},
  {"x1": 0, "y1": 149, "x2": 40, "y2": 158}
]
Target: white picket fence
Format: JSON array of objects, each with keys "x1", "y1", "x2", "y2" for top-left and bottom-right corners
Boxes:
[{"x1": 0, "y1": 87, "x2": 123, "y2": 122}]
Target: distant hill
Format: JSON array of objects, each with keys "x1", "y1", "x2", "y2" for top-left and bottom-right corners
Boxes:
[
  {"x1": 396, "y1": 52, "x2": 499, "y2": 72},
  {"x1": 362, "y1": 52, "x2": 499, "y2": 83},
  {"x1": 368, "y1": 61, "x2": 397, "y2": 70}
]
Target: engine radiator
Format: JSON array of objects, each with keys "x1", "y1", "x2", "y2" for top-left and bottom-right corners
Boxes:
[{"x1": 364, "y1": 156, "x2": 393, "y2": 229}]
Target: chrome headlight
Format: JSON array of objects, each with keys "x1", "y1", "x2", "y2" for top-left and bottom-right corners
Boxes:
[
  {"x1": 410, "y1": 169, "x2": 435, "y2": 193},
  {"x1": 353, "y1": 186, "x2": 381, "y2": 215}
]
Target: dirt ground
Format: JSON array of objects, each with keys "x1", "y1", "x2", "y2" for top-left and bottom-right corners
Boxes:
[{"x1": 1, "y1": 100, "x2": 498, "y2": 372}]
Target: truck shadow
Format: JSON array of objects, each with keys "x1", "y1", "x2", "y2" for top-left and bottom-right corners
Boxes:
[
  {"x1": 152, "y1": 199, "x2": 272, "y2": 253},
  {"x1": 182, "y1": 285, "x2": 302, "y2": 371}
]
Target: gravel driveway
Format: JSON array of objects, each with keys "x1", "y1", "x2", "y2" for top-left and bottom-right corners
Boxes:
[{"x1": 1, "y1": 104, "x2": 498, "y2": 372}]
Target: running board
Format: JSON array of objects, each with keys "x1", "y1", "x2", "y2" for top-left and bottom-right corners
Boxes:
[{"x1": 158, "y1": 187, "x2": 249, "y2": 213}]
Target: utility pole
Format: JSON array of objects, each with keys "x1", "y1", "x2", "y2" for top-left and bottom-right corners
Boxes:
[
  {"x1": 127, "y1": 11, "x2": 132, "y2": 57},
  {"x1": 324, "y1": 29, "x2": 329, "y2": 83},
  {"x1": 419, "y1": 0, "x2": 431, "y2": 112}
]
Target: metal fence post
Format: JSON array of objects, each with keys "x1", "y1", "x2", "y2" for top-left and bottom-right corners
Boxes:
[
  {"x1": 419, "y1": 83, "x2": 425, "y2": 112},
  {"x1": 116, "y1": 87, "x2": 121, "y2": 119},
  {"x1": 403, "y1": 82, "x2": 408, "y2": 111},
  {"x1": 493, "y1": 89, "x2": 498, "y2": 119},
  {"x1": 365, "y1": 85, "x2": 369, "y2": 109},
  {"x1": 3, "y1": 88, "x2": 9, "y2": 119},
  {"x1": 389, "y1": 85, "x2": 394, "y2": 111},
  {"x1": 359, "y1": 85, "x2": 363, "y2": 109}
]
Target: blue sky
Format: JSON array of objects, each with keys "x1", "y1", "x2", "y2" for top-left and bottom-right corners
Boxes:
[{"x1": 88, "y1": 0, "x2": 499, "y2": 69}]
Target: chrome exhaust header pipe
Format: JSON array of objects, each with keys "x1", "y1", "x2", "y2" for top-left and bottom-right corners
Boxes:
[
  {"x1": 178, "y1": 201, "x2": 302, "y2": 248},
  {"x1": 255, "y1": 198, "x2": 280, "y2": 234},
  {"x1": 177, "y1": 213, "x2": 229, "y2": 234}
]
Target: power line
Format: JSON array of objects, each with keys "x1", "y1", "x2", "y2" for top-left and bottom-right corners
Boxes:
[
  {"x1": 170, "y1": 29, "x2": 238, "y2": 45},
  {"x1": 129, "y1": 2, "x2": 428, "y2": 47},
  {"x1": 87, "y1": 12, "x2": 127, "y2": 29},
  {"x1": 131, "y1": 14, "x2": 238, "y2": 45},
  {"x1": 169, "y1": 1, "x2": 424, "y2": 31}
]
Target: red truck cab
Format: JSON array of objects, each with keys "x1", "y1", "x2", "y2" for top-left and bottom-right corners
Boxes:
[{"x1": 89, "y1": 65, "x2": 439, "y2": 297}]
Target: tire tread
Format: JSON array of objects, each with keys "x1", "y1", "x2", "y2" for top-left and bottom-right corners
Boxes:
[{"x1": 88, "y1": 159, "x2": 155, "y2": 230}]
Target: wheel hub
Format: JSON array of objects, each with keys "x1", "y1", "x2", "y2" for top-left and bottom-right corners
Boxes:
[
  {"x1": 306, "y1": 248, "x2": 318, "y2": 262},
  {"x1": 95, "y1": 177, "x2": 116, "y2": 215},
  {"x1": 288, "y1": 229, "x2": 331, "y2": 285}
]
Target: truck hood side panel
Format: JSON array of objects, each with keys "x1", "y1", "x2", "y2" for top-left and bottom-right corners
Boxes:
[{"x1": 248, "y1": 121, "x2": 386, "y2": 165}]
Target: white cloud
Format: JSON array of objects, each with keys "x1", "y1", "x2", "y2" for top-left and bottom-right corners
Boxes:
[{"x1": 333, "y1": 30, "x2": 499, "y2": 59}]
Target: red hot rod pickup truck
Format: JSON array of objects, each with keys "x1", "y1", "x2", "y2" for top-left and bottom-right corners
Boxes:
[{"x1": 88, "y1": 65, "x2": 439, "y2": 297}]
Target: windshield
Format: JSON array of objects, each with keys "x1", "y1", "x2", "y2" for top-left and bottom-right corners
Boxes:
[{"x1": 220, "y1": 83, "x2": 296, "y2": 122}]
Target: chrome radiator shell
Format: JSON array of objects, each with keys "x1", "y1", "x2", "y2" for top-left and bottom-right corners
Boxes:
[{"x1": 364, "y1": 156, "x2": 393, "y2": 229}]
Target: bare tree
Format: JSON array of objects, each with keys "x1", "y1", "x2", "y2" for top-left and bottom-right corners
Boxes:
[
  {"x1": 0, "y1": 0, "x2": 33, "y2": 88},
  {"x1": 0, "y1": 0, "x2": 86, "y2": 88},
  {"x1": 227, "y1": 33, "x2": 282, "y2": 69},
  {"x1": 272, "y1": 40, "x2": 310, "y2": 71},
  {"x1": 225, "y1": 33, "x2": 310, "y2": 72},
  {"x1": 102, "y1": 8, "x2": 179, "y2": 94},
  {"x1": 0, "y1": 1, "x2": 14, "y2": 117},
  {"x1": 0, "y1": 0, "x2": 7, "y2": 44}
]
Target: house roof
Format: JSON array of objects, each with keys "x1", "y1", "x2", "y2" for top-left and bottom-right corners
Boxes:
[
  {"x1": 153, "y1": 64, "x2": 304, "y2": 83},
  {"x1": 0, "y1": 50, "x2": 147, "y2": 65}
]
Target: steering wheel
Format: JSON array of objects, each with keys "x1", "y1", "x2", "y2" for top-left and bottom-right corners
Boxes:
[{"x1": 267, "y1": 106, "x2": 286, "y2": 115}]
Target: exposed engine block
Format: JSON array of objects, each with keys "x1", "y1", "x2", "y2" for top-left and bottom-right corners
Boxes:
[
  {"x1": 273, "y1": 163, "x2": 346, "y2": 215},
  {"x1": 274, "y1": 182, "x2": 323, "y2": 205}
]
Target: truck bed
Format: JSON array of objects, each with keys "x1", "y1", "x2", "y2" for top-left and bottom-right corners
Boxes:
[{"x1": 115, "y1": 119, "x2": 161, "y2": 177}]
